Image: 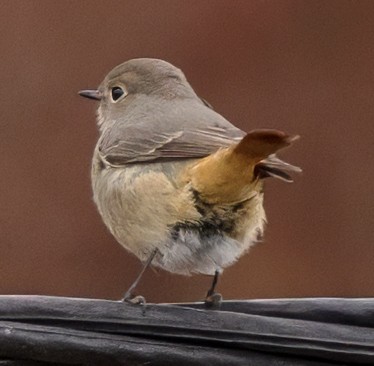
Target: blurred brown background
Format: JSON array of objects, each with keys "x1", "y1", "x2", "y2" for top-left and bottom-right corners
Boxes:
[{"x1": 0, "y1": 0, "x2": 373, "y2": 303}]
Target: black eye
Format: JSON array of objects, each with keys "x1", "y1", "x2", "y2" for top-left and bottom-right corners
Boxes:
[{"x1": 111, "y1": 86, "x2": 125, "y2": 101}]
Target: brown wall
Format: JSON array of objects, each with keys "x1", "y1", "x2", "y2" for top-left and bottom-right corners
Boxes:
[{"x1": 0, "y1": 0, "x2": 373, "y2": 303}]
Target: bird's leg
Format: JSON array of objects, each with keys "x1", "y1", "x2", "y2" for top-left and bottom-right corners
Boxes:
[
  {"x1": 121, "y1": 249, "x2": 158, "y2": 304},
  {"x1": 205, "y1": 270, "x2": 222, "y2": 308}
]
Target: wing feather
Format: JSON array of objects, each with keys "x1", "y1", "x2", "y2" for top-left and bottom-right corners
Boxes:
[{"x1": 99, "y1": 124, "x2": 244, "y2": 166}]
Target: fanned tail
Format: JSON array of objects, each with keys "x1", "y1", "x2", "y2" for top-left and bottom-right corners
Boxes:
[
  {"x1": 256, "y1": 154, "x2": 302, "y2": 183},
  {"x1": 187, "y1": 129, "x2": 301, "y2": 204}
]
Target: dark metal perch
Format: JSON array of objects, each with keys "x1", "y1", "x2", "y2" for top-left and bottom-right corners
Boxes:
[{"x1": 0, "y1": 296, "x2": 373, "y2": 365}]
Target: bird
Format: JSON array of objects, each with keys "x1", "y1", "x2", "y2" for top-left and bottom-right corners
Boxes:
[{"x1": 79, "y1": 58, "x2": 301, "y2": 306}]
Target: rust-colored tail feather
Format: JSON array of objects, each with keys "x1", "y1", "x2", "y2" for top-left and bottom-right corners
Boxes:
[
  {"x1": 187, "y1": 129, "x2": 300, "y2": 204},
  {"x1": 234, "y1": 129, "x2": 299, "y2": 162}
]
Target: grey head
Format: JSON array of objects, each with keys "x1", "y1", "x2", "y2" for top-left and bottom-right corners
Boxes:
[
  {"x1": 100, "y1": 58, "x2": 197, "y2": 97},
  {"x1": 80, "y1": 58, "x2": 202, "y2": 127},
  {"x1": 79, "y1": 58, "x2": 244, "y2": 166}
]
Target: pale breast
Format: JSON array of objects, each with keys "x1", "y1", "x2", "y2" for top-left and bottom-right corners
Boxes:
[{"x1": 91, "y1": 152, "x2": 266, "y2": 275}]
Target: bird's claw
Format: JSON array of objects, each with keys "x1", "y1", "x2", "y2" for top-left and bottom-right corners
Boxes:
[
  {"x1": 121, "y1": 294, "x2": 146, "y2": 305},
  {"x1": 204, "y1": 292, "x2": 222, "y2": 309}
]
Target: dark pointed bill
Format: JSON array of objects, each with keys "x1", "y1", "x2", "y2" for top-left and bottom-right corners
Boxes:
[{"x1": 78, "y1": 89, "x2": 102, "y2": 100}]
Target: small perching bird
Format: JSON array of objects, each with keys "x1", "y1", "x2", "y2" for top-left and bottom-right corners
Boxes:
[{"x1": 79, "y1": 58, "x2": 301, "y2": 305}]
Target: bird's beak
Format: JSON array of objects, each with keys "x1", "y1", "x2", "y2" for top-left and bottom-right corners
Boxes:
[{"x1": 78, "y1": 89, "x2": 102, "y2": 101}]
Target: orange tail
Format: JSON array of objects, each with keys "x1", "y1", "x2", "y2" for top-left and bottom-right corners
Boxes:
[{"x1": 186, "y1": 129, "x2": 300, "y2": 204}]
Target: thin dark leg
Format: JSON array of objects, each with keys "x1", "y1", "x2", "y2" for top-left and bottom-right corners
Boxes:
[
  {"x1": 206, "y1": 270, "x2": 220, "y2": 297},
  {"x1": 122, "y1": 249, "x2": 158, "y2": 303},
  {"x1": 205, "y1": 270, "x2": 222, "y2": 308}
]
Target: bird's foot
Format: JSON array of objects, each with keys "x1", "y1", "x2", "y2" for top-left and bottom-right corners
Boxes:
[
  {"x1": 121, "y1": 293, "x2": 146, "y2": 305},
  {"x1": 204, "y1": 292, "x2": 222, "y2": 309},
  {"x1": 204, "y1": 270, "x2": 222, "y2": 308}
]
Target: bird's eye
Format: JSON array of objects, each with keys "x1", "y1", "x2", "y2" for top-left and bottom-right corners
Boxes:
[{"x1": 111, "y1": 86, "x2": 125, "y2": 102}]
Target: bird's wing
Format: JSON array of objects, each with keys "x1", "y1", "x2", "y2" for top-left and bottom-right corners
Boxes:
[
  {"x1": 98, "y1": 124, "x2": 244, "y2": 166},
  {"x1": 97, "y1": 98, "x2": 300, "y2": 181}
]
